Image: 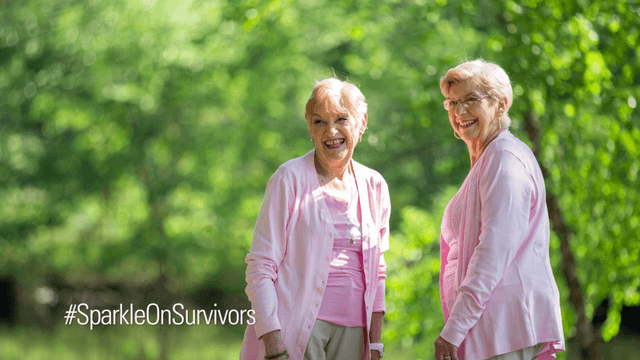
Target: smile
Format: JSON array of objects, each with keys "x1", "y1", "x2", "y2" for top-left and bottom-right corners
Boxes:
[
  {"x1": 324, "y1": 138, "x2": 345, "y2": 148},
  {"x1": 460, "y1": 119, "x2": 477, "y2": 128}
]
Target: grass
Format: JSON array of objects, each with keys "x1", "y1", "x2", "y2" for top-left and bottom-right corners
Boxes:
[
  {"x1": 2, "y1": 323, "x2": 639, "y2": 359},
  {"x1": 565, "y1": 331, "x2": 640, "y2": 360},
  {"x1": 0, "y1": 323, "x2": 243, "y2": 360}
]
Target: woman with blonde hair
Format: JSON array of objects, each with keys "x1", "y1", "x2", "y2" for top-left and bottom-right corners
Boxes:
[
  {"x1": 434, "y1": 60, "x2": 565, "y2": 360},
  {"x1": 240, "y1": 78, "x2": 390, "y2": 360}
]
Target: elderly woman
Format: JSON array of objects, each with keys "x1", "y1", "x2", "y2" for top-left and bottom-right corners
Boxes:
[
  {"x1": 240, "y1": 78, "x2": 390, "y2": 360},
  {"x1": 434, "y1": 60, "x2": 565, "y2": 360}
]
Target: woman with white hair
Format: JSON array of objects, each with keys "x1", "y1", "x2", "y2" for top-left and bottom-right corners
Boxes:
[
  {"x1": 240, "y1": 78, "x2": 390, "y2": 360},
  {"x1": 434, "y1": 60, "x2": 565, "y2": 360}
]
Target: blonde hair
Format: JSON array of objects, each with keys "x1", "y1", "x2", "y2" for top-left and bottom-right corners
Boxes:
[
  {"x1": 304, "y1": 78, "x2": 368, "y2": 126},
  {"x1": 440, "y1": 59, "x2": 513, "y2": 128}
]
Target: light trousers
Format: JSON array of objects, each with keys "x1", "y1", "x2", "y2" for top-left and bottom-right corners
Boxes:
[
  {"x1": 486, "y1": 343, "x2": 545, "y2": 360},
  {"x1": 303, "y1": 319, "x2": 364, "y2": 360}
]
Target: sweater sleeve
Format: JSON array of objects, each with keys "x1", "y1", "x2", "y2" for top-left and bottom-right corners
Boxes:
[
  {"x1": 373, "y1": 179, "x2": 391, "y2": 313},
  {"x1": 440, "y1": 150, "x2": 535, "y2": 346},
  {"x1": 244, "y1": 173, "x2": 293, "y2": 338}
]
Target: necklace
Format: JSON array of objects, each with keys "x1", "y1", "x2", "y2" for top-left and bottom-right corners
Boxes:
[
  {"x1": 344, "y1": 173, "x2": 360, "y2": 245},
  {"x1": 317, "y1": 163, "x2": 361, "y2": 245},
  {"x1": 345, "y1": 185, "x2": 360, "y2": 245}
]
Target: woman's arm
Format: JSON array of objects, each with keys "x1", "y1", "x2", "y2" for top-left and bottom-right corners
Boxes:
[
  {"x1": 245, "y1": 173, "x2": 293, "y2": 340},
  {"x1": 369, "y1": 312, "x2": 384, "y2": 343},
  {"x1": 371, "y1": 180, "x2": 390, "y2": 360},
  {"x1": 370, "y1": 311, "x2": 384, "y2": 360},
  {"x1": 372, "y1": 179, "x2": 390, "y2": 312}
]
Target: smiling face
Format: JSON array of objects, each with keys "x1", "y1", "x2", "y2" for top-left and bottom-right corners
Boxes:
[
  {"x1": 446, "y1": 78, "x2": 502, "y2": 143},
  {"x1": 305, "y1": 79, "x2": 368, "y2": 173},
  {"x1": 307, "y1": 99, "x2": 366, "y2": 170}
]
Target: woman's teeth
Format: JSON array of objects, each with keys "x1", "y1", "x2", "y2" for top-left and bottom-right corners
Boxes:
[
  {"x1": 325, "y1": 139, "x2": 345, "y2": 146},
  {"x1": 461, "y1": 120, "x2": 477, "y2": 128}
]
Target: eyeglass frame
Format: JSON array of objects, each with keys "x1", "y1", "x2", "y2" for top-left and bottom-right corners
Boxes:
[{"x1": 443, "y1": 94, "x2": 491, "y2": 111}]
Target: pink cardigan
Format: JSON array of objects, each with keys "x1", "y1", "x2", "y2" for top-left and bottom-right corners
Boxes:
[
  {"x1": 439, "y1": 130, "x2": 565, "y2": 359},
  {"x1": 240, "y1": 150, "x2": 390, "y2": 360}
]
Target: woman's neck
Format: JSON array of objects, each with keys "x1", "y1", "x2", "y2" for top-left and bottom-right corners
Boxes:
[
  {"x1": 315, "y1": 154, "x2": 355, "y2": 203},
  {"x1": 467, "y1": 128, "x2": 504, "y2": 168},
  {"x1": 314, "y1": 154, "x2": 350, "y2": 181}
]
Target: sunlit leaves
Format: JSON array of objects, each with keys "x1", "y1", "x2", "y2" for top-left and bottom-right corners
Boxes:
[
  {"x1": 163, "y1": 185, "x2": 216, "y2": 242},
  {"x1": 384, "y1": 187, "x2": 456, "y2": 354},
  {"x1": 2, "y1": 133, "x2": 45, "y2": 175},
  {"x1": 0, "y1": 187, "x2": 49, "y2": 226},
  {"x1": 1, "y1": 0, "x2": 639, "y2": 353}
]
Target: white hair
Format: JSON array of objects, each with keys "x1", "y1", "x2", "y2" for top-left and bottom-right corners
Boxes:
[
  {"x1": 304, "y1": 78, "x2": 368, "y2": 127},
  {"x1": 440, "y1": 59, "x2": 513, "y2": 128}
]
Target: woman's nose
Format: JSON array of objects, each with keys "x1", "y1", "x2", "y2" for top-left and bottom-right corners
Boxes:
[{"x1": 326, "y1": 124, "x2": 339, "y2": 134}]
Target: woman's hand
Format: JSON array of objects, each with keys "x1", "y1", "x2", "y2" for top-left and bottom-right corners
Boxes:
[
  {"x1": 261, "y1": 330, "x2": 287, "y2": 358},
  {"x1": 434, "y1": 336, "x2": 459, "y2": 360}
]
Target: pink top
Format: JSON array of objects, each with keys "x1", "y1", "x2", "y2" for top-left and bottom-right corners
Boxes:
[
  {"x1": 439, "y1": 130, "x2": 565, "y2": 359},
  {"x1": 316, "y1": 189, "x2": 366, "y2": 327},
  {"x1": 240, "y1": 150, "x2": 390, "y2": 360}
]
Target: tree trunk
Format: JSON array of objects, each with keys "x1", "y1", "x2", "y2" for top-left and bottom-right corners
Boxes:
[{"x1": 523, "y1": 112, "x2": 601, "y2": 360}]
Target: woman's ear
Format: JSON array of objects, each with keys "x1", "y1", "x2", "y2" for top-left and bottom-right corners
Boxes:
[
  {"x1": 360, "y1": 113, "x2": 368, "y2": 139},
  {"x1": 307, "y1": 118, "x2": 314, "y2": 142},
  {"x1": 501, "y1": 95, "x2": 508, "y2": 111}
]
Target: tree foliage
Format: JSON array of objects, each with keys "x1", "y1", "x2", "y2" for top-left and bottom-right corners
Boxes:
[{"x1": 1, "y1": 0, "x2": 639, "y2": 358}]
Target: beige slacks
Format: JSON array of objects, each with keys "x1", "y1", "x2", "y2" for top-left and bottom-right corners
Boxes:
[
  {"x1": 485, "y1": 343, "x2": 545, "y2": 360},
  {"x1": 303, "y1": 319, "x2": 364, "y2": 360}
]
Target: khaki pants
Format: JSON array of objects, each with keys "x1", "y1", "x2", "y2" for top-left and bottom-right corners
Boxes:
[
  {"x1": 303, "y1": 319, "x2": 364, "y2": 360},
  {"x1": 486, "y1": 343, "x2": 545, "y2": 360}
]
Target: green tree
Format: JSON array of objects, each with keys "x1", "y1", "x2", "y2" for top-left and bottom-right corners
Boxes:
[{"x1": 1, "y1": 0, "x2": 638, "y2": 359}]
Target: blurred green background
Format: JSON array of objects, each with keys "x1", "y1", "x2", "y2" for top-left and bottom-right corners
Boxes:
[{"x1": 1, "y1": 0, "x2": 639, "y2": 359}]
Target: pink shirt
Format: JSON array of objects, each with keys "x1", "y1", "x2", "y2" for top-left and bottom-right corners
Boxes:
[
  {"x1": 316, "y1": 189, "x2": 366, "y2": 327},
  {"x1": 439, "y1": 130, "x2": 565, "y2": 359},
  {"x1": 240, "y1": 150, "x2": 390, "y2": 360}
]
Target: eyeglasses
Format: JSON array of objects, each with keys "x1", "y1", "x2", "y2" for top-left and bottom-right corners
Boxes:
[{"x1": 443, "y1": 94, "x2": 491, "y2": 111}]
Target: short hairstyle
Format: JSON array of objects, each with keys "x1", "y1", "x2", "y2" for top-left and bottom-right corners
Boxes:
[
  {"x1": 304, "y1": 78, "x2": 368, "y2": 126},
  {"x1": 440, "y1": 59, "x2": 513, "y2": 128}
]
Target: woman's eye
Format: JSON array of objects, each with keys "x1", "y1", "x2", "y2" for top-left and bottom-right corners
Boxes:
[
  {"x1": 314, "y1": 119, "x2": 323, "y2": 125},
  {"x1": 466, "y1": 97, "x2": 478, "y2": 102}
]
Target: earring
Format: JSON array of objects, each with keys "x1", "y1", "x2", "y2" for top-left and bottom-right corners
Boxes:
[{"x1": 454, "y1": 131, "x2": 461, "y2": 139}]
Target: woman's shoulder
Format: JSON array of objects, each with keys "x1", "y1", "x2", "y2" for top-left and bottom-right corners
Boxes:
[
  {"x1": 353, "y1": 159, "x2": 384, "y2": 178},
  {"x1": 352, "y1": 159, "x2": 389, "y2": 191},
  {"x1": 488, "y1": 130, "x2": 536, "y2": 163},
  {"x1": 263, "y1": 151, "x2": 316, "y2": 194},
  {"x1": 482, "y1": 130, "x2": 541, "y2": 181},
  {"x1": 272, "y1": 150, "x2": 315, "y2": 178}
]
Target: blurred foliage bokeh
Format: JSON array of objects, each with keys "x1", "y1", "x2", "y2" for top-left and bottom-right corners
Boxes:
[{"x1": 1, "y1": 0, "x2": 639, "y2": 358}]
